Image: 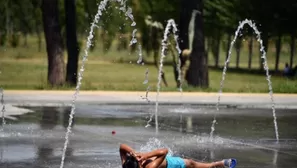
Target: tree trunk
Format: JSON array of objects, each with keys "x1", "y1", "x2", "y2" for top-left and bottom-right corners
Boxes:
[
  {"x1": 248, "y1": 37, "x2": 253, "y2": 69},
  {"x1": 0, "y1": 32, "x2": 7, "y2": 46},
  {"x1": 65, "y1": 0, "x2": 80, "y2": 86},
  {"x1": 178, "y1": 0, "x2": 193, "y2": 68},
  {"x1": 225, "y1": 34, "x2": 231, "y2": 61},
  {"x1": 214, "y1": 30, "x2": 221, "y2": 67},
  {"x1": 41, "y1": 0, "x2": 65, "y2": 86},
  {"x1": 206, "y1": 38, "x2": 211, "y2": 58},
  {"x1": 5, "y1": 0, "x2": 9, "y2": 46},
  {"x1": 185, "y1": 0, "x2": 208, "y2": 87},
  {"x1": 235, "y1": 39, "x2": 242, "y2": 68},
  {"x1": 275, "y1": 32, "x2": 282, "y2": 71},
  {"x1": 290, "y1": 32, "x2": 296, "y2": 68}
]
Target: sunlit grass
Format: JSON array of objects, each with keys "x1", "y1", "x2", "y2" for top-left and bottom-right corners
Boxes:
[
  {"x1": 1, "y1": 57, "x2": 296, "y2": 93},
  {"x1": 0, "y1": 35, "x2": 296, "y2": 93}
]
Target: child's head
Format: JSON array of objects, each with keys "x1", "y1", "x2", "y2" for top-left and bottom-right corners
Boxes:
[{"x1": 123, "y1": 155, "x2": 139, "y2": 168}]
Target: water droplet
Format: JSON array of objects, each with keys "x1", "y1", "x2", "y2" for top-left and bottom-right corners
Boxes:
[{"x1": 132, "y1": 39, "x2": 137, "y2": 44}]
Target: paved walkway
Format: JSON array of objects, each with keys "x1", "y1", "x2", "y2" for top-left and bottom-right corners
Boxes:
[{"x1": 3, "y1": 90, "x2": 297, "y2": 109}]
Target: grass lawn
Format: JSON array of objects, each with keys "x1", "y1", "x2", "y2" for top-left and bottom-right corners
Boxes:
[
  {"x1": 0, "y1": 57, "x2": 296, "y2": 93},
  {"x1": 0, "y1": 34, "x2": 296, "y2": 93}
]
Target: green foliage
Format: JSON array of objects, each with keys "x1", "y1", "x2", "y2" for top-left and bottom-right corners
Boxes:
[
  {"x1": 0, "y1": 0, "x2": 296, "y2": 40},
  {"x1": 76, "y1": 0, "x2": 87, "y2": 34},
  {"x1": 204, "y1": 0, "x2": 237, "y2": 30},
  {"x1": 0, "y1": 0, "x2": 296, "y2": 67}
]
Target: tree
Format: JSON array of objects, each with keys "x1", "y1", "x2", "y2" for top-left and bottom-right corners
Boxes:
[
  {"x1": 178, "y1": 0, "x2": 194, "y2": 82},
  {"x1": 65, "y1": 0, "x2": 80, "y2": 86},
  {"x1": 41, "y1": 0, "x2": 65, "y2": 86},
  {"x1": 180, "y1": 0, "x2": 208, "y2": 87},
  {"x1": 31, "y1": 0, "x2": 43, "y2": 51}
]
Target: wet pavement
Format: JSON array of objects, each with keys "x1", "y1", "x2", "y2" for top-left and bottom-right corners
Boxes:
[{"x1": 0, "y1": 104, "x2": 297, "y2": 168}]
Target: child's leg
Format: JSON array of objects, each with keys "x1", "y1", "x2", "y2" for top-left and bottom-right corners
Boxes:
[
  {"x1": 184, "y1": 159, "x2": 224, "y2": 168},
  {"x1": 184, "y1": 158, "x2": 236, "y2": 168}
]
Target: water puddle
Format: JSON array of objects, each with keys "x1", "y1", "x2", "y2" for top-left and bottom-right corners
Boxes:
[{"x1": 0, "y1": 105, "x2": 296, "y2": 168}]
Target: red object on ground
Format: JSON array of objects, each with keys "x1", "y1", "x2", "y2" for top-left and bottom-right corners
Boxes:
[{"x1": 112, "y1": 130, "x2": 116, "y2": 135}]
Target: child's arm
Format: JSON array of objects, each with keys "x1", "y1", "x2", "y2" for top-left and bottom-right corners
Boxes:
[
  {"x1": 139, "y1": 148, "x2": 168, "y2": 160},
  {"x1": 119, "y1": 144, "x2": 136, "y2": 164},
  {"x1": 139, "y1": 148, "x2": 168, "y2": 168},
  {"x1": 120, "y1": 144, "x2": 135, "y2": 154}
]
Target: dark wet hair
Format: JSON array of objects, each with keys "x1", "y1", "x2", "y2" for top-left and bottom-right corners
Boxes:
[{"x1": 123, "y1": 155, "x2": 139, "y2": 168}]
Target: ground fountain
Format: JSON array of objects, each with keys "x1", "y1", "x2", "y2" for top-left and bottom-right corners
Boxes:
[
  {"x1": 1, "y1": 1, "x2": 296, "y2": 168},
  {"x1": 210, "y1": 19, "x2": 279, "y2": 143},
  {"x1": 150, "y1": 10, "x2": 199, "y2": 134},
  {"x1": 146, "y1": 19, "x2": 182, "y2": 134},
  {"x1": 150, "y1": 17, "x2": 279, "y2": 144},
  {"x1": 59, "y1": 0, "x2": 138, "y2": 168},
  {"x1": 58, "y1": 2, "x2": 282, "y2": 166}
]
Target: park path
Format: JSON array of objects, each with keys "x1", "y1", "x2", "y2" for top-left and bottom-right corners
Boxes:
[{"x1": 3, "y1": 90, "x2": 297, "y2": 109}]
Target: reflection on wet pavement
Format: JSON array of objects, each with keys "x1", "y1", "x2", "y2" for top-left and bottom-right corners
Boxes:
[{"x1": 0, "y1": 104, "x2": 297, "y2": 168}]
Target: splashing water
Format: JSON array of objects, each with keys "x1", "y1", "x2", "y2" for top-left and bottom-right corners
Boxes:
[
  {"x1": 59, "y1": 1, "x2": 137, "y2": 168},
  {"x1": 130, "y1": 29, "x2": 138, "y2": 45},
  {"x1": 152, "y1": 19, "x2": 181, "y2": 134},
  {"x1": 142, "y1": 86, "x2": 151, "y2": 103},
  {"x1": 117, "y1": 0, "x2": 137, "y2": 46},
  {"x1": 0, "y1": 88, "x2": 5, "y2": 131},
  {"x1": 141, "y1": 68, "x2": 151, "y2": 104},
  {"x1": 137, "y1": 44, "x2": 143, "y2": 64},
  {"x1": 140, "y1": 68, "x2": 153, "y2": 127},
  {"x1": 188, "y1": 10, "x2": 199, "y2": 52},
  {"x1": 140, "y1": 138, "x2": 174, "y2": 156},
  {"x1": 143, "y1": 68, "x2": 149, "y2": 84},
  {"x1": 209, "y1": 19, "x2": 279, "y2": 143},
  {"x1": 173, "y1": 36, "x2": 182, "y2": 92}
]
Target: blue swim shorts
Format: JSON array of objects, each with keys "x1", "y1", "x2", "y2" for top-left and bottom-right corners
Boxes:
[{"x1": 166, "y1": 156, "x2": 186, "y2": 168}]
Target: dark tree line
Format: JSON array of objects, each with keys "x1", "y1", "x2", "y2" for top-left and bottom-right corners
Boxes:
[
  {"x1": 41, "y1": 0, "x2": 65, "y2": 86},
  {"x1": 1, "y1": 0, "x2": 297, "y2": 88},
  {"x1": 178, "y1": 0, "x2": 208, "y2": 87},
  {"x1": 41, "y1": 0, "x2": 79, "y2": 86},
  {"x1": 64, "y1": 0, "x2": 79, "y2": 85}
]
